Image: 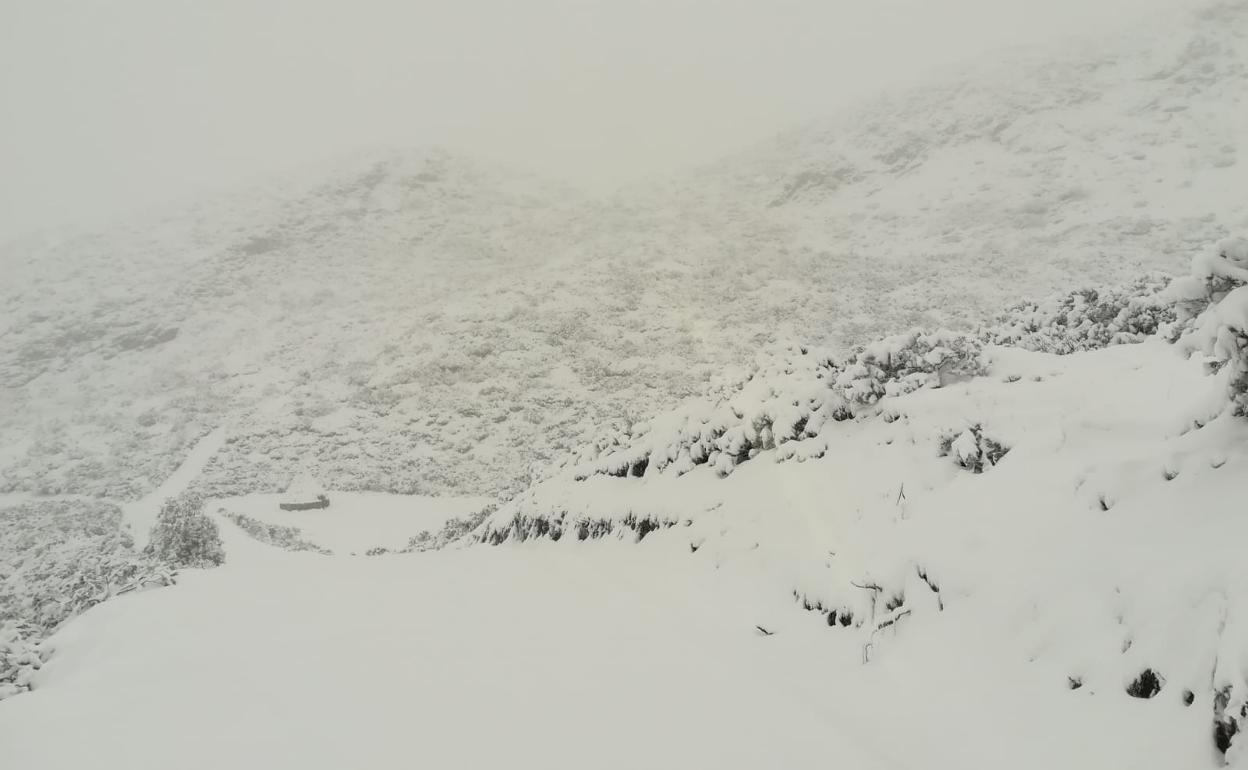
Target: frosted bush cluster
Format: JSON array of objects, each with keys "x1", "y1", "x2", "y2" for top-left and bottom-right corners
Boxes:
[
  {"x1": 836, "y1": 330, "x2": 985, "y2": 405},
  {"x1": 549, "y1": 255, "x2": 1243, "y2": 489},
  {"x1": 558, "y1": 330, "x2": 983, "y2": 482},
  {"x1": 0, "y1": 500, "x2": 175, "y2": 700},
  {"x1": 1169, "y1": 237, "x2": 1248, "y2": 416},
  {"x1": 220, "y1": 511, "x2": 330, "y2": 555},
  {"x1": 399, "y1": 504, "x2": 498, "y2": 553},
  {"x1": 937, "y1": 424, "x2": 1010, "y2": 473},
  {"x1": 983, "y1": 274, "x2": 1177, "y2": 354},
  {"x1": 0, "y1": 622, "x2": 44, "y2": 700}
]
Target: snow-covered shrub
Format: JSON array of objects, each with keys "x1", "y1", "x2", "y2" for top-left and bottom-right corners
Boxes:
[
  {"x1": 835, "y1": 329, "x2": 985, "y2": 405},
  {"x1": 146, "y1": 493, "x2": 225, "y2": 568},
  {"x1": 558, "y1": 343, "x2": 845, "y2": 482},
  {"x1": 1215, "y1": 684, "x2": 1248, "y2": 760},
  {"x1": 220, "y1": 511, "x2": 330, "y2": 555},
  {"x1": 0, "y1": 622, "x2": 44, "y2": 701},
  {"x1": 984, "y1": 274, "x2": 1176, "y2": 353},
  {"x1": 556, "y1": 332, "x2": 986, "y2": 485},
  {"x1": 937, "y1": 425, "x2": 1010, "y2": 473},
  {"x1": 1169, "y1": 238, "x2": 1248, "y2": 416},
  {"x1": 0, "y1": 500, "x2": 175, "y2": 700},
  {"x1": 401, "y1": 504, "x2": 498, "y2": 552}
]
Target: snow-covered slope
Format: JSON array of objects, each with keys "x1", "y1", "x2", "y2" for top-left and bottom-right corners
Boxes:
[
  {"x1": 4, "y1": 314, "x2": 1246, "y2": 768},
  {"x1": 3, "y1": 1, "x2": 1247, "y2": 508},
  {"x1": 476, "y1": 352, "x2": 1248, "y2": 766},
  {"x1": 1, "y1": 150, "x2": 589, "y2": 499},
  {"x1": 467, "y1": 240, "x2": 1248, "y2": 766},
  {"x1": 625, "y1": 0, "x2": 1248, "y2": 340}
]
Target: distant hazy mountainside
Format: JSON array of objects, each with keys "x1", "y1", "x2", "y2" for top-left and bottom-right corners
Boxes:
[
  {"x1": 2, "y1": 0, "x2": 1246, "y2": 501},
  {"x1": 636, "y1": 0, "x2": 1248, "y2": 342},
  {"x1": 1, "y1": 151, "x2": 594, "y2": 499}
]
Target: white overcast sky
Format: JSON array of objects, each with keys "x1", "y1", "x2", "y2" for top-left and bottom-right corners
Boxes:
[{"x1": 0, "y1": 0, "x2": 1187, "y2": 238}]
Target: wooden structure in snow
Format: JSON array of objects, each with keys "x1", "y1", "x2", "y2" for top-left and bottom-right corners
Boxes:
[{"x1": 280, "y1": 472, "x2": 330, "y2": 511}]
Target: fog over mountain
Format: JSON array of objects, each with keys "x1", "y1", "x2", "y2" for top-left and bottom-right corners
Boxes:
[{"x1": 1, "y1": 0, "x2": 1190, "y2": 237}]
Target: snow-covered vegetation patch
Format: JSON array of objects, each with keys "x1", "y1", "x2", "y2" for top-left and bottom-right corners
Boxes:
[
  {"x1": 983, "y1": 274, "x2": 1178, "y2": 354},
  {"x1": 219, "y1": 512, "x2": 331, "y2": 555},
  {"x1": 479, "y1": 511, "x2": 678, "y2": 546},
  {"x1": 0, "y1": 499, "x2": 174, "y2": 700},
  {"x1": 391, "y1": 504, "x2": 498, "y2": 554},
  {"x1": 548, "y1": 330, "x2": 984, "y2": 486},
  {"x1": 1171, "y1": 237, "x2": 1248, "y2": 418},
  {"x1": 0, "y1": 621, "x2": 46, "y2": 701},
  {"x1": 542, "y1": 268, "x2": 1184, "y2": 490},
  {"x1": 937, "y1": 424, "x2": 1010, "y2": 473}
]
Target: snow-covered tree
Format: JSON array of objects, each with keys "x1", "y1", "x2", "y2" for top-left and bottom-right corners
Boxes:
[{"x1": 146, "y1": 493, "x2": 225, "y2": 568}]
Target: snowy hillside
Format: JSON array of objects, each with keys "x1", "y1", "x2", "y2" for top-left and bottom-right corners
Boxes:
[
  {"x1": 471, "y1": 239, "x2": 1248, "y2": 766},
  {"x1": 3, "y1": 1, "x2": 1247, "y2": 506},
  {"x1": 3, "y1": 240, "x2": 1247, "y2": 769},
  {"x1": 637, "y1": 0, "x2": 1248, "y2": 340}
]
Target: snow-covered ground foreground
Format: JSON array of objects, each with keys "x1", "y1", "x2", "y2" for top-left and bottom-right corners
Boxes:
[
  {"x1": 0, "y1": 526, "x2": 1210, "y2": 770},
  {"x1": 213, "y1": 491, "x2": 491, "y2": 553}
]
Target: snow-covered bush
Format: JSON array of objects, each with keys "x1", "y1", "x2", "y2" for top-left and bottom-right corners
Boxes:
[
  {"x1": 559, "y1": 331, "x2": 985, "y2": 484},
  {"x1": 835, "y1": 329, "x2": 985, "y2": 405},
  {"x1": 983, "y1": 274, "x2": 1176, "y2": 354},
  {"x1": 556, "y1": 343, "x2": 845, "y2": 482},
  {"x1": 220, "y1": 511, "x2": 330, "y2": 555},
  {"x1": 0, "y1": 500, "x2": 175, "y2": 700},
  {"x1": 401, "y1": 504, "x2": 498, "y2": 552},
  {"x1": 1169, "y1": 238, "x2": 1248, "y2": 417},
  {"x1": 937, "y1": 425, "x2": 1010, "y2": 473},
  {"x1": 0, "y1": 622, "x2": 44, "y2": 701},
  {"x1": 145, "y1": 493, "x2": 226, "y2": 568}
]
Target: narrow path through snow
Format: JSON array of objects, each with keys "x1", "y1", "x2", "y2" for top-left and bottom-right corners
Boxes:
[{"x1": 122, "y1": 427, "x2": 225, "y2": 548}]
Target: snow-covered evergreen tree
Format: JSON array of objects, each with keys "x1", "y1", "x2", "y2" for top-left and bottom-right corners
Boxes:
[{"x1": 145, "y1": 493, "x2": 225, "y2": 568}]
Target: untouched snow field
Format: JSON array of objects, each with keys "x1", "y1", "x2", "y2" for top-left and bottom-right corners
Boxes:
[{"x1": 0, "y1": 514, "x2": 1212, "y2": 770}]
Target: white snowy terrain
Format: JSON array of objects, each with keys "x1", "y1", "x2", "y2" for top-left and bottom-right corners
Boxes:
[
  {"x1": 4, "y1": 287, "x2": 1248, "y2": 767},
  {"x1": 4, "y1": 1, "x2": 1248, "y2": 768}
]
